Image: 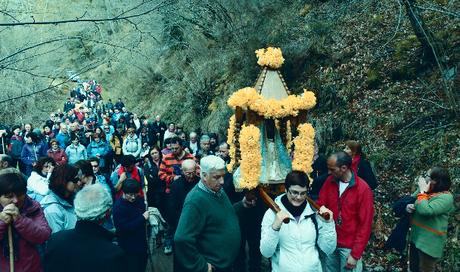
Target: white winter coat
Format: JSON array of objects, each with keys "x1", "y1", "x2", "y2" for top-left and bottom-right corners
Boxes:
[
  {"x1": 27, "y1": 171, "x2": 50, "y2": 202},
  {"x1": 260, "y1": 194, "x2": 336, "y2": 272}
]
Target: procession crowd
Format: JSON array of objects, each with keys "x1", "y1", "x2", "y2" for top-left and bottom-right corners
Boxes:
[{"x1": 0, "y1": 79, "x2": 455, "y2": 272}]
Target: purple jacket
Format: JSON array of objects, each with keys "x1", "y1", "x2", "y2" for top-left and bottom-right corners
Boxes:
[{"x1": 0, "y1": 196, "x2": 51, "y2": 272}]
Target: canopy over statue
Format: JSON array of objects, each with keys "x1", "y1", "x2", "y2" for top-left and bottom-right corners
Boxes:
[{"x1": 226, "y1": 47, "x2": 317, "y2": 190}]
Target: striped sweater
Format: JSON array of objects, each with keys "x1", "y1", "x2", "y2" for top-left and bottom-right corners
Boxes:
[{"x1": 158, "y1": 151, "x2": 197, "y2": 193}]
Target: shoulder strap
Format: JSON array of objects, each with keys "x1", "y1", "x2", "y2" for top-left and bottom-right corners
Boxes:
[{"x1": 304, "y1": 213, "x2": 319, "y2": 250}]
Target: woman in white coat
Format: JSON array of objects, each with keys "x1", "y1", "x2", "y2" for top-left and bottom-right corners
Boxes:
[
  {"x1": 27, "y1": 157, "x2": 55, "y2": 202},
  {"x1": 260, "y1": 171, "x2": 336, "y2": 272}
]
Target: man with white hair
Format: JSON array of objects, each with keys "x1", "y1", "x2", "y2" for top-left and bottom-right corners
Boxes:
[
  {"x1": 44, "y1": 184, "x2": 126, "y2": 272},
  {"x1": 174, "y1": 155, "x2": 241, "y2": 272},
  {"x1": 187, "y1": 131, "x2": 199, "y2": 156}
]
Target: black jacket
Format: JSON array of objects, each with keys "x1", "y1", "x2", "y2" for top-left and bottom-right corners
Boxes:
[
  {"x1": 168, "y1": 175, "x2": 200, "y2": 231},
  {"x1": 44, "y1": 221, "x2": 127, "y2": 272},
  {"x1": 357, "y1": 159, "x2": 378, "y2": 190}
]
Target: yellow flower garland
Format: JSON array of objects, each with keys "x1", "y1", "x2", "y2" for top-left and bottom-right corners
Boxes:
[
  {"x1": 228, "y1": 88, "x2": 316, "y2": 118},
  {"x1": 238, "y1": 124, "x2": 261, "y2": 189},
  {"x1": 292, "y1": 123, "x2": 315, "y2": 174},
  {"x1": 226, "y1": 115, "x2": 236, "y2": 173},
  {"x1": 255, "y1": 47, "x2": 285, "y2": 69}
]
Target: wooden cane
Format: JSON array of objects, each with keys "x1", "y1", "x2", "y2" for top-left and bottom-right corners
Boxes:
[
  {"x1": 1, "y1": 136, "x2": 5, "y2": 155},
  {"x1": 258, "y1": 187, "x2": 290, "y2": 223},
  {"x1": 8, "y1": 225, "x2": 14, "y2": 272}
]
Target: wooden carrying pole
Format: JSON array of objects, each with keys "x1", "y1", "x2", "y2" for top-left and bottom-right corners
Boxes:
[
  {"x1": 8, "y1": 225, "x2": 14, "y2": 272},
  {"x1": 258, "y1": 187, "x2": 331, "y2": 221},
  {"x1": 258, "y1": 187, "x2": 289, "y2": 223}
]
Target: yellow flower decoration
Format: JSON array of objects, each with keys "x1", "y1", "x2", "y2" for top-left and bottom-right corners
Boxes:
[
  {"x1": 292, "y1": 123, "x2": 315, "y2": 174},
  {"x1": 226, "y1": 115, "x2": 236, "y2": 173},
  {"x1": 238, "y1": 124, "x2": 261, "y2": 189},
  {"x1": 228, "y1": 88, "x2": 316, "y2": 118},
  {"x1": 255, "y1": 47, "x2": 285, "y2": 69}
]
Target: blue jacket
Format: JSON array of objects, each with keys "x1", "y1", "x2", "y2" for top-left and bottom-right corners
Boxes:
[
  {"x1": 40, "y1": 191, "x2": 77, "y2": 234},
  {"x1": 87, "y1": 140, "x2": 110, "y2": 167},
  {"x1": 113, "y1": 197, "x2": 147, "y2": 253},
  {"x1": 21, "y1": 142, "x2": 47, "y2": 166},
  {"x1": 56, "y1": 132, "x2": 70, "y2": 149},
  {"x1": 65, "y1": 144, "x2": 87, "y2": 164}
]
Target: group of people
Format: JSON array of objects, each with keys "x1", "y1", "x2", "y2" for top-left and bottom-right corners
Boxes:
[{"x1": 0, "y1": 79, "x2": 455, "y2": 272}]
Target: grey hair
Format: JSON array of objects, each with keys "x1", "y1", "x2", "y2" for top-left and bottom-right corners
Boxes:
[
  {"x1": 200, "y1": 134, "x2": 210, "y2": 142},
  {"x1": 200, "y1": 155, "x2": 225, "y2": 178},
  {"x1": 74, "y1": 184, "x2": 113, "y2": 222},
  {"x1": 189, "y1": 131, "x2": 197, "y2": 137}
]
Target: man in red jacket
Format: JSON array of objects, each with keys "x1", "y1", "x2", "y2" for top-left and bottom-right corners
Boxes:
[{"x1": 317, "y1": 151, "x2": 374, "y2": 272}]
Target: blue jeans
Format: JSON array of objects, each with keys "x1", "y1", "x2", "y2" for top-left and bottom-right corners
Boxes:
[{"x1": 322, "y1": 247, "x2": 363, "y2": 272}]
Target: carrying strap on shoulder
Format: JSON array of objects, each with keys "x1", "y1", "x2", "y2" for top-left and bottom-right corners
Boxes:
[{"x1": 304, "y1": 213, "x2": 319, "y2": 250}]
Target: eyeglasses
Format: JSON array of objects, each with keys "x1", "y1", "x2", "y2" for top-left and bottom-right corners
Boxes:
[{"x1": 288, "y1": 189, "x2": 308, "y2": 198}]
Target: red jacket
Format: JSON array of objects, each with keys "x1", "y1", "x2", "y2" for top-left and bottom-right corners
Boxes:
[
  {"x1": 317, "y1": 173, "x2": 374, "y2": 259},
  {"x1": 0, "y1": 197, "x2": 51, "y2": 272},
  {"x1": 47, "y1": 148, "x2": 68, "y2": 165}
]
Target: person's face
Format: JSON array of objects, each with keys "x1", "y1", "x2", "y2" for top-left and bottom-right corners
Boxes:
[
  {"x1": 13, "y1": 128, "x2": 20, "y2": 135},
  {"x1": 42, "y1": 162, "x2": 54, "y2": 175},
  {"x1": 210, "y1": 138, "x2": 216, "y2": 145},
  {"x1": 61, "y1": 126, "x2": 68, "y2": 133},
  {"x1": 218, "y1": 146, "x2": 229, "y2": 160},
  {"x1": 155, "y1": 116, "x2": 160, "y2": 122},
  {"x1": 171, "y1": 143, "x2": 182, "y2": 156},
  {"x1": 202, "y1": 169, "x2": 225, "y2": 193},
  {"x1": 201, "y1": 140, "x2": 210, "y2": 151},
  {"x1": 25, "y1": 136, "x2": 32, "y2": 144},
  {"x1": 72, "y1": 139, "x2": 79, "y2": 146},
  {"x1": 150, "y1": 149, "x2": 160, "y2": 161},
  {"x1": 123, "y1": 192, "x2": 139, "y2": 203},
  {"x1": 190, "y1": 135, "x2": 197, "y2": 143},
  {"x1": 127, "y1": 129, "x2": 135, "y2": 136},
  {"x1": 94, "y1": 136, "x2": 100, "y2": 143},
  {"x1": 343, "y1": 145, "x2": 353, "y2": 156},
  {"x1": 24, "y1": 124, "x2": 31, "y2": 132},
  {"x1": 44, "y1": 127, "x2": 50, "y2": 133},
  {"x1": 51, "y1": 142, "x2": 59, "y2": 150},
  {"x1": 327, "y1": 157, "x2": 347, "y2": 181},
  {"x1": 0, "y1": 192, "x2": 26, "y2": 209},
  {"x1": 182, "y1": 166, "x2": 196, "y2": 182},
  {"x1": 168, "y1": 124, "x2": 175, "y2": 132},
  {"x1": 286, "y1": 185, "x2": 308, "y2": 207},
  {"x1": 179, "y1": 134, "x2": 186, "y2": 140},
  {"x1": 91, "y1": 161, "x2": 99, "y2": 174}
]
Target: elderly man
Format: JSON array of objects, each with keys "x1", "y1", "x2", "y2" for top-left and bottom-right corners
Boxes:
[
  {"x1": 196, "y1": 134, "x2": 214, "y2": 160},
  {"x1": 44, "y1": 184, "x2": 126, "y2": 272},
  {"x1": 174, "y1": 155, "x2": 241, "y2": 272},
  {"x1": 317, "y1": 151, "x2": 374, "y2": 272},
  {"x1": 187, "y1": 132, "x2": 199, "y2": 156},
  {"x1": 167, "y1": 160, "x2": 200, "y2": 248}
]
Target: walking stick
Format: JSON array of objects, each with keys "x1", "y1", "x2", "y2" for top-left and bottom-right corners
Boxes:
[
  {"x1": 1, "y1": 136, "x2": 5, "y2": 155},
  {"x1": 8, "y1": 225, "x2": 14, "y2": 272},
  {"x1": 305, "y1": 195, "x2": 330, "y2": 221}
]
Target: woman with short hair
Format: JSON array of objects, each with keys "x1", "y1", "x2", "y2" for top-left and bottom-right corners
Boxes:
[
  {"x1": 343, "y1": 140, "x2": 378, "y2": 189},
  {"x1": 47, "y1": 139, "x2": 68, "y2": 166},
  {"x1": 260, "y1": 171, "x2": 336, "y2": 271},
  {"x1": 27, "y1": 157, "x2": 55, "y2": 202},
  {"x1": 0, "y1": 168, "x2": 51, "y2": 271},
  {"x1": 40, "y1": 164, "x2": 81, "y2": 233}
]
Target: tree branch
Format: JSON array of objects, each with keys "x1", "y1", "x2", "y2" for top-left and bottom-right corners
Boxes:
[{"x1": 0, "y1": 0, "x2": 170, "y2": 27}]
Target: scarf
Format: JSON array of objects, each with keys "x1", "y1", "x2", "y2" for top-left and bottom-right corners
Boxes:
[
  {"x1": 281, "y1": 194, "x2": 307, "y2": 219},
  {"x1": 351, "y1": 154, "x2": 361, "y2": 173}
]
